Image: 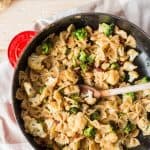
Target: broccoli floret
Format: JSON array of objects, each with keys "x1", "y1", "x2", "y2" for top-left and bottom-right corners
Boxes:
[
  {"x1": 38, "y1": 86, "x2": 45, "y2": 94},
  {"x1": 41, "y1": 41, "x2": 52, "y2": 54},
  {"x1": 79, "y1": 51, "x2": 88, "y2": 63},
  {"x1": 90, "y1": 111, "x2": 100, "y2": 121},
  {"x1": 70, "y1": 93, "x2": 80, "y2": 101},
  {"x1": 100, "y1": 23, "x2": 114, "y2": 36},
  {"x1": 124, "y1": 121, "x2": 135, "y2": 134},
  {"x1": 83, "y1": 126, "x2": 96, "y2": 138},
  {"x1": 140, "y1": 76, "x2": 150, "y2": 83},
  {"x1": 69, "y1": 93, "x2": 80, "y2": 106},
  {"x1": 73, "y1": 28, "x2": 87, "y2": 40},
  {"x1": 72, "y1": 56, "x2": 78, "y2": 67},
  {"x1": 69, "y1": 107, "x2": 80, "y2": 114},
  {"x1": 123, "y1": 92, "x2": 135, "y2": 101},
  {"x1": 110, "y1": 62, "x2": 119, "y2": 69},
  {"x1": 80, "y1": 63, "x2": 88, "y2": 72},
  {"x1": 118, "y1": 112, "x2": 126, "y2": 118},
  {"x1": 78, "y1": 51, "x2": 95, "y2": 72},
  {"x1": 78, "y1": 50, "x2": 95, "y2": 72},
  {"x1": 87, "y1": 54, "x2": 95, "y2": 64},
  {"x1": 79, "y1": 51, "x2": 95, "y2": 64}
]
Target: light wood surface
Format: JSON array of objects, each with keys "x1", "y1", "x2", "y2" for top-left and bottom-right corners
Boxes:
[{"x1": 0, "y1": 0, "x2": 91, "y2": 62}]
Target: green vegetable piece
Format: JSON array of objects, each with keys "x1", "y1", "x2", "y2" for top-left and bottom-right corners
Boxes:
[
  {"x1": 72, "y1": 100, "x2": 80, "y2": 106},
  {"x1": 79, "y1": 51, "x2": 88, "y2": 63},
  {"x1": 38, "y1": 87, "x2": 45, "y2": 94},
  {"x1": 69, "y1": 107, "x2": 80, "y2": 114},
  {"x1": 90, "y1": 111, "x2": 100, "y2": 121},
  {"x1": 118, "y1": 112, "x2": 125, "y2": 117},
  {"x1": 100, "y1": 23, "x2": 114, "y2": 36},
  {"x1": 78, "y1": 51, "x2": 95, "y2": 70},
  {"x1": 110, "y1": 62, "x2": 119, "y2": 69},
  {"x1": 72, "y1": 59, "x2": 77, "y2": 67},
  {"x1": 83, "y1": 126, "x2": 96, "y2": 138},
  {"x1": 124, "y1": 121, "x2": 136, "y2": 134},
  {"x1": 70, "y1": 93, "x2": 80, "y2": 101},
  {"x1": 123, "y1": 92, "x2": 135, "y2": 101},
  {"x1": 42, "y1": 99, "x2": 47, "y2": 104},
  {"x1": 70, "y1": 93, "x2": 80, "y2": 106},
  {"x1": 140, "y1": 76, "x2": 150, "y2": 83},
  {"x1": 41, "y1": 39, "x2": 52, "y2": 55},
  {"x1": 80, "y1": 63, "x2": 88, "y2": 72},
  {"x1": 41, "y1": 42, "x2": 49, "y2": 54},
  {"x1": 73, "y1": 28, "x2": 87, "y2": 40},
  {"x1": 87, "y1": 54, "x2": 95, "y2": 64}
]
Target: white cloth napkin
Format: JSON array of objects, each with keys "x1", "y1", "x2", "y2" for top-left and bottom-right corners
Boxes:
[{"x1": 0, "y1": 0, "x2": 150, "y2": 149}]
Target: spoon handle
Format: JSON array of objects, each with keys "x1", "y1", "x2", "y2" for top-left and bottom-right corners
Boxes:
[{"x1": 101, "y1": 82, "x2": 150, "y2": 97}]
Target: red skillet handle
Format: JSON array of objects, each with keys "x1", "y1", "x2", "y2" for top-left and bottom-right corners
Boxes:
[{"x1": 8, "y1": 31, "x2": 37, "y2": 67}]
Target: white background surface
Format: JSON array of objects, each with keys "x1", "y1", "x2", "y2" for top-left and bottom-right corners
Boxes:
[{"x1": 0, "y1": 0, "x2": 91, "y2": 61}]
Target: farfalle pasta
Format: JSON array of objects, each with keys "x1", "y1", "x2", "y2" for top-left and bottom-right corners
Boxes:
[{"x1": 16, "y1": 23, "x2": 150, "y2": 150}]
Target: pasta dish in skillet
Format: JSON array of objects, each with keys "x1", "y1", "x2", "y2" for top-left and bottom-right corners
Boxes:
[{"x1": 16, "y1": 23, "x2": 150, "y2": 150}]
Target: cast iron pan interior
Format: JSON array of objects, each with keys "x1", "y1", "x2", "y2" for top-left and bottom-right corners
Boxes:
[{"x1": 12, "y1": 13, "x2": 150, "y2": 150}]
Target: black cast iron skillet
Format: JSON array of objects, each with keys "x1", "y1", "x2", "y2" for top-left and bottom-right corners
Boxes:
[{"x1": 12, "y1": 13, "x2": 150, "y2": 150}]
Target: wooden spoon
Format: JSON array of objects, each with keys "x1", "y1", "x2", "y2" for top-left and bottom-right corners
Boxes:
[{"x1": 79, "y1": 82, "x2": 150, "y2": 98}]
